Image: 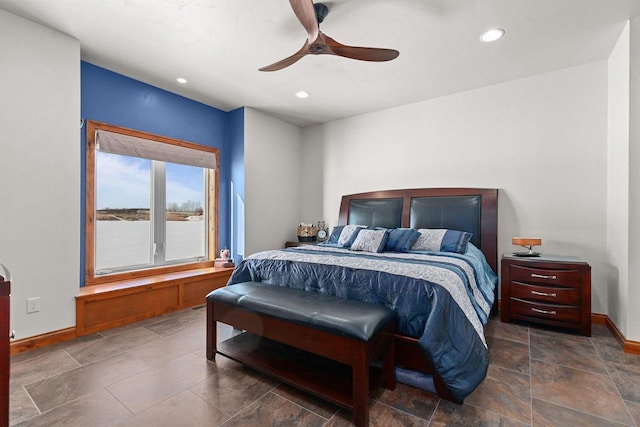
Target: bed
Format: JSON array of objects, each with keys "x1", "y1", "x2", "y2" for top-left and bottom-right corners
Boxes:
[{"x1": 226, "y1": 188, "x2": 498, "y2": 402}]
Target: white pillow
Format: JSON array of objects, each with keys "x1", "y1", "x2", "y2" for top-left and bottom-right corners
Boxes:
[
  {"x1": 350, "y1": 229, "x2": 388, "y2": 253},
  {"x1": 337, "y1": 224, "x2": 366, "y2": 246}
]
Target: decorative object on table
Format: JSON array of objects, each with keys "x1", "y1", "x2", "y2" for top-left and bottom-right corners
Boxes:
[
  {"x1": 316, "y1": 221, "x2": 329, "y2": 242},
  {"x1": 297, "y1": 223, "x2": 318, "y2": 242},
  {"x1": 215, "y1": 249, "x2": 234, "y2": 268},
  {"x1": 512, "y1": 237, "x2": 542, "y2": 257}
]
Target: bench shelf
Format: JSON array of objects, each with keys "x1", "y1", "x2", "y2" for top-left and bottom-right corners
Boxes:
[{"x1": 216, "y1": 332, "x2": 385, "y2": 409}]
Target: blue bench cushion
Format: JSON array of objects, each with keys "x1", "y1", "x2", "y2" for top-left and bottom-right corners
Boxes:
[{"x1": 208, "y1": 281, "x2": 395, "y2": 341}]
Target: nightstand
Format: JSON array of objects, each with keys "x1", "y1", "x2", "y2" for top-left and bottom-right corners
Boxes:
[
  {"x1": 501, "y1": 254, "x2": 591, "y2": 336},
  {"x1": 284, "y1": 241, "x2": 318, "y2": 248}
]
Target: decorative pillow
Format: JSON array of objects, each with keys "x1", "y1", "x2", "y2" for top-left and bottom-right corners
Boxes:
[
  {"x1": 385, "y1": 228, "x2": 421, "y2": 252},
  {"x1": 350, "y1": 229, "x2": 389, "y2": 253},
  {"x1": 337, "y1": 224, "x2": 366, "y2": 247},
  {"x1": 411, "y1": 229, "x2": 473, "y2": 254},
  {"x1": 326, "y1": 226, "x2": 345, "y2": 244}
]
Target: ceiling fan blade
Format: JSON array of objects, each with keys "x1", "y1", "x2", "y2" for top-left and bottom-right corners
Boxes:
[
  {"x1": 325, "y1": 34, "x2": 399, "y2": 62},
  {"x1": 259, "y1": 41, "x2": 309, "y2": 72},
  {"x1": 289, "y1": 0, "x2": 319, "y2": 43}
]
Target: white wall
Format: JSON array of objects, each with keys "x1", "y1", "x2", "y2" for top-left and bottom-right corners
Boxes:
[
  {"x1": 244, "y1": 108, "x2": 303, "y2": 255},
  {"x1": 0, "y1": 10, "x2": 80, "y2": 339},
  {"x1": 628, "y1": 17, "x2": 640, "y2": 340},
  {"x1": 302, "y1": 61, "x2": 610, "y2": 313},
  {"x1": 606, "y1": 22, "x2": 630, "y2": 336}
]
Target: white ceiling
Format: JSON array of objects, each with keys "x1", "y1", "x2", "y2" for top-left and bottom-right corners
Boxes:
[{"x1": 1, "y1": 0, "x2": 639, "y2": 127}]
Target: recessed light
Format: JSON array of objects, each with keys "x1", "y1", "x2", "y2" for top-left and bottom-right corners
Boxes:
[
  {"x1": 176, "y1": 77, "x2": 188, "y2": 84},
  {"x1": 295, "y1": 91, "x2": 310, "y2": 99},
  {"x1": 480, "y1": 28, "x2": 505, "y2": 43}
]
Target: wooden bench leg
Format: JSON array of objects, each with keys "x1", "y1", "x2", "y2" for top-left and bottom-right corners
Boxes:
[
  {"x1": 206, "y1": 299, "x2": 217, "y2": 360},
  {"x1": 352, "y1": 342, "x2": 369, "y2": 427},
  {"x1": 383, "y1": 332, "x2": 396, "y2": 390}
]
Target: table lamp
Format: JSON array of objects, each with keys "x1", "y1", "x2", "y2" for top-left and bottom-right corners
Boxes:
[{"x1": 512, "y1": 237, "x2": 542, "y2": 257}]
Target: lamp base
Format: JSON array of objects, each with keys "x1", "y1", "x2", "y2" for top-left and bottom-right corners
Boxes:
[{"x1": 513, "y1": 251, "x2": 541, "y2": 257}]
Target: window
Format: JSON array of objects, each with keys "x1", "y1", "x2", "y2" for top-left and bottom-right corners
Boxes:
[{"x1": 85, "y1": 121, "x2": 219, "y2": 285}]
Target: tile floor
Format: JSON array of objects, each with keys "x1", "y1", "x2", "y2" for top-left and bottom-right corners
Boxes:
[{"x1": 8, "y1": 307, "x2": 640, "y2": 426}]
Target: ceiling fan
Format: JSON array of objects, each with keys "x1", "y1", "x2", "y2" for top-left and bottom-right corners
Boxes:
[{"x1": 259, "y1": 0, "x2": 400, "y2": 72}]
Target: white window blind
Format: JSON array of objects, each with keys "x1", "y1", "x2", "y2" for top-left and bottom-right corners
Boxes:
[{"x1": 96, "y1": 129, "x2": 216, "y2": 169}]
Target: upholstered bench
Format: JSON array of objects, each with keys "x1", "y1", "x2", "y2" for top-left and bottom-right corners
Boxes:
[{"x1": 206, "y1": 281, "x2": 396, "y2": 427}]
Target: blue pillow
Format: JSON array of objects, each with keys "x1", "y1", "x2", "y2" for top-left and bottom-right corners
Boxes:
[
  {"x1": 411, "y1": 229, "x2": 473, "y2": 254},
  {"x1": 326, "y1": 226, "x2": 345, "y2": 244},
  {"x1": 385, "y1": 228, "x2": 421, "y2": 252},
  {"x1": 350, "y1": 229, "x2": 389, "y2": 253}
]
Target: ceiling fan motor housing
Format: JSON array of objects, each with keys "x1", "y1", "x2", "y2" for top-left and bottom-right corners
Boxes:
[{"x1": 314, "y1": 3, "x2": 329, "y2": 23}]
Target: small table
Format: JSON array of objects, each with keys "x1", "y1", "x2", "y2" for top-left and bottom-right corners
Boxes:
[
  {"x1": 500, "y1": 254, "x2": 591, "y2": 336},
  {"x1": 284, "y1": 241, "x2": 318, "y2": 248}
]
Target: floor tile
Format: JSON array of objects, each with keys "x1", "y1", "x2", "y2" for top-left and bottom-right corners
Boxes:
[
  {"x1": 222, "y1": 391, "x2": 326, "y2": 426},
  {"x1": 326, "y1": 400, "x2": 430, "y2": 426},
  {"x1": 375, "y1": 382, "x2": 439, "y2": 421},
  {"x1": 465, "y1": 364, "x2": 531, "y2": 424},
  {"x1": 107, "y1": 352, "x2": 216, "y2": 414},
  {"x1": 14, "y1": 389, "x2": 131, "y2": 427},
  {"x1": 532, "y1": 398, "x2": 628, "y2": 427},
  {"x1": 594, "y1": 332, "x2": 640, "y2": 366},
  {"x1": 530, "y1": 332, "x2": 606, "y2": 374},
  {"x1": 64, "y1": 327, "x2": 160, "y2": 365},
  {"x1": 9, "y1": 333, "x2": 103, "y2": 364},
  {"x1": 125, "y1": 326, "x2": 203, "y2": 368},
  {"x1": 143, "y1": 308, "x2": 206, "y2": 337},
  {"x1": 529, "y1": 324, "x2": 592, "y2": 344},
  {"x1": 531, "y1": 359, "x2": 632, "y2": 425},
  {"x1": 189, "y1": 357, "x2": 278, "y2": 416},
  {"x1": 9, "y1": 387, "x2": 40, "y2": 426},
  {"x1": 272, "y1": 383, "x2": 340, "y2": 419},
  {"x1": 484, "y1": 318, "x2": 530, "y2": 345},
  {"x1": 10, "y1": 350, "x2": 79, "y2": 388},
  {"x1": 603, "y1": 358, "x2": 640, "y2": 403},
  {"x1": 487, "y1": 335, "x2": 530, "y2": 374},
  {"x1": 431, "y1": 400, "x2": 528, "y2": 426},
  {"x1": 115, "y1": 389, "x2": 228, "y2": 427},
  {"x1": 624, "y1": 399, "x2": 640, "y2": 426},
  {"x1": 25, "y1": 351, "x2": 150, "y2": 413}
]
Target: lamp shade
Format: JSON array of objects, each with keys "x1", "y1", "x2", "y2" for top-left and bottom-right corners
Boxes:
[{"x1": 512, "y1": 237, "x2": 542, "y2": 247}]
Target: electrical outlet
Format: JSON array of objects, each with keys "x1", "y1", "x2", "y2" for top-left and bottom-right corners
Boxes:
[{"x1": 27, "y1": 297, "x2": 40, "y2": 313}]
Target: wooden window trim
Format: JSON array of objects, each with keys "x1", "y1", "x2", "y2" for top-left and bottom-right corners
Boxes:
[{"x1": 85, "y1": 120, "x2": 220, "y2": 286}]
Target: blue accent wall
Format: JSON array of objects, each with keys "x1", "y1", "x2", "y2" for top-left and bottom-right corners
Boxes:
[{"x1": 81, "y1": 61, "x2": 232, "y2": 285}]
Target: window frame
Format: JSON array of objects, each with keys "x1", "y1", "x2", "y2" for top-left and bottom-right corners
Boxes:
[{"x1": 85, "y1": 120, "x2": 219, "y2": 286}]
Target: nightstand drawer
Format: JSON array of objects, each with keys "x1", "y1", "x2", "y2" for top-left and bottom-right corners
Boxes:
[
  {"x1": 509, "y1": 264, "x2": 582, "y2": 287},
  {"x1": 510, "y1": 281, "x2": 580, "y2": 305},
  {"x1": 510, "y1": 298, "x2": 580, "y2": 323}
]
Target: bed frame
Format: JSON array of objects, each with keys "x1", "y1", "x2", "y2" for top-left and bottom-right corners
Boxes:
[{"x1": 337, "y1": 187, "x2": 498, "y2": 402}]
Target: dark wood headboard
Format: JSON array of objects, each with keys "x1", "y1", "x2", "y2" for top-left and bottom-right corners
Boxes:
[{"x1": 338, "y1": 188, "x2": 498, "y2": 273}]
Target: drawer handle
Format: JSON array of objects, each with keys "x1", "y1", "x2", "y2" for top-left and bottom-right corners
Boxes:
[
  {"x1": 531, "y1": 290, "x2": 557, "y2": 297},
  {"x1": 531, "y1": 273, "x2": 557, "y2": 280},
  {"x1": 531, "y1": 307, "x2": 556, "y2": 315}
]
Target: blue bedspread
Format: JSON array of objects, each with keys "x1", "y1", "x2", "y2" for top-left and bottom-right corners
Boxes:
[{"x1": 227, "y1": 243, "x2": 497, "y2": 401}]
